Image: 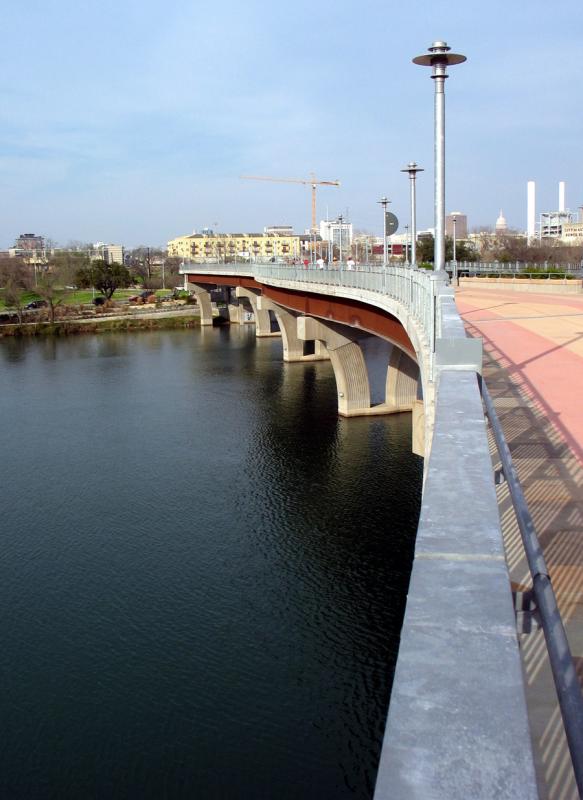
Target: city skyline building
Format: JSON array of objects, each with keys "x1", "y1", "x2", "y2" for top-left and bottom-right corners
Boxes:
[
  {"x1": 90, "y1": 243, "x2": 124, "y2": 264},
  {"x1": 319, "y1": 219, "x2": 353, "y2": 252},
  {"x1": 446, "y1": 212, "x2": 467, "y2": 239},
  {"x1": 168, "y1": 231, "x2": 301, "y2": 262},
  {"x1": 8, "y1": 232, "x2": 47, "y2": 264}
]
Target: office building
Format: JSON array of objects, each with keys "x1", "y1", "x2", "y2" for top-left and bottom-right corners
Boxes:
[{"x1": 445, "y1": 213, "x2": 467, "y2": 238}]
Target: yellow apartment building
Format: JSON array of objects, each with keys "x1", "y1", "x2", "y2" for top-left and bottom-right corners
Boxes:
[{"x1": 167, "y1": 232, "x2": 301, "y2": 262}]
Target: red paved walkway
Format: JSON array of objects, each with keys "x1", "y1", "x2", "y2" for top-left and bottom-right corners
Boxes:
[
  {"x1": 457, "y1": 287, "x2": 583, "y2": 466},
  {"x1": 457, "y1": 284, "x2": 583, "y2": 799}
]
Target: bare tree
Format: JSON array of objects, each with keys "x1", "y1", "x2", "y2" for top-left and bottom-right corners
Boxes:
[
  {"x1": 0, "y1": 258, "x2": 33, "y2": 323},
  {"x1": 35, "y1": 269, "x2": 74, "y2": 324}
]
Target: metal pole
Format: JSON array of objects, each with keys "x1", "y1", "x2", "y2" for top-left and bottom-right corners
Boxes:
[
  {"x1": 452, "y1": 214, "x2": 458, "y2": 286},
  {"x1": 384, "y1": 207, "x2": 387, "y2": 267},
  {"x1": 404, "y1": 224, "x2": 410, "y2": 265},
  {"x1": 401, "y1": 162, "x2": 424, "y2": 267},
  {"x1": 414, "y1": 42, "x2": 466, "y2": 273},
  {"x1": 338, "y1": 214, "x2": 344, "y2": 264},
  {"x1": 377, "y1": 197, "x2": 389, "y2": 267},
  {"x1": 434, "y1": 63, "x2": 446, "y2": 271},
  {"x1": 411, "y1": 172, "x2": 417, "y2": 266}
]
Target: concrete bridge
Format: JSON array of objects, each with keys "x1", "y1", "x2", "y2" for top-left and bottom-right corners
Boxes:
[{"x1": 180, "y1": 262, "x2": 539, "y2": 799}]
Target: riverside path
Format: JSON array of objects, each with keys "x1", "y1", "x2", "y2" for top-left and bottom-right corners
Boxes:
[{"x1": 458, "y1": 284, "x2": 583, "y2": 799}]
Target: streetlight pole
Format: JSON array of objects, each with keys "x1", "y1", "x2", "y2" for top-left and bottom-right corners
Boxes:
[
  {"x1": 413, "y1": 41, "x2": 466, "y2": 273},
  {"x1": 400, "y1": 161, "x2": 424, "y2": 267},
  {"x1": 404, "y1": 224, "x2": 410, "y2": 265},
  {"x1": 452, "y1": 213, "x2": 458, "y2": 285},
  {"x1": 377, "y1": 197, "x2": 390, "y2": 267},
  {"x1": 337, "y1": 214, "x2": 344, "y2": 264}
]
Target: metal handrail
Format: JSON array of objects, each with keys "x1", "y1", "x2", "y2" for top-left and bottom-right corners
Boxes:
[
  {"x1": 180, "y1": 261, "x2": 438, "y2": 357},
  {"x1": 481, "y1": 379, "x2": 583, "y2": 796}
]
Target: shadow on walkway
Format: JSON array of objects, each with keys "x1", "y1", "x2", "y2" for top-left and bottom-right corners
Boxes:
[{"x1": 464, "y1": 318, "x2": 583, "y2": 800}]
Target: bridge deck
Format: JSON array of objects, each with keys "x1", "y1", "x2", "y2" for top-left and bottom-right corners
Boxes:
[{"x1": 458, "y1": 286, "x2": 583, "y2": 799}]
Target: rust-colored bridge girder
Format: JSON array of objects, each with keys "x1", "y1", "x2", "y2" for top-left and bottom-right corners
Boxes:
[
  {"x1": 183, "y1": 274, "x2": 415, "y2": 359},
  {"x1": 261, "y1": 285, "x2": 416, "y2": 360}
]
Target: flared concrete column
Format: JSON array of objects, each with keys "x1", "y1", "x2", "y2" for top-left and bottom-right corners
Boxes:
[
  {"x1": 257, "y1": 297, "x2": 329, "y2": 362},
  {"x1": 386, "y1": 348, "x2": 418, "y2": 409},
  {"x1": 227, "y1": 302, "x2": 247, "y2": 324},
  {"x1": 298, "y1": 316, "x2": 371, "y2": 415},
  {"x1": 186, "y1": 282, "x2": 214, "y2": 326},
  {"x1": 412, "y1": 399, "x2": 425, "y2": 457},
  {"x1": 235, "y1": 287, "x2": 280, "y2": 338},
  {"x1": 386, "y1": 348, "x2": 426, "y2": 455}
]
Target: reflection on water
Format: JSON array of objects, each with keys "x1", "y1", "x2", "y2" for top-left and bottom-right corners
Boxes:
[{"x1": 0, "y1": 327, "x2": 422, "y2": 800}]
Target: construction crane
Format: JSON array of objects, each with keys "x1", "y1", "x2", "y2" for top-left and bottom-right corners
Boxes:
[{"x1": 240, "y1": 173, "x2": 341, "y2": 232}]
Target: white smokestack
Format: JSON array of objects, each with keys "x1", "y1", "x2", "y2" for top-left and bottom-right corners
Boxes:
[
  {"x1": 559, "y1": 181, "x2": 566, "y2": 212},
  {"x1": 527, "y1": 181, "x2": 536, "y2": 240}
]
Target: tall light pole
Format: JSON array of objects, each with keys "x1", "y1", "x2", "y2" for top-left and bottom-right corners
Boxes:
[
  {"x1": 452, "y1": 213, "x2": 458, "y2": 285},
  {"x1": 337, "y1": 214, "x2": 344, "y2": 263},
  {"x1": 401, "y1": 161, "x2": 424, "y2": 267},
  {"x1": 377, "y1": 197, "x2": 390, "y2": 266},
  {"x1": 404, "y1": 224, "x2": 410, "y2": 265},
  {"x1": 413, "y1": 41, "x2": 466, "y2": 273}
]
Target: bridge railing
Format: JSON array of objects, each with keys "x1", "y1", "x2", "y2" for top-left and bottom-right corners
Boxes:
[
  {"x1": 180, "y1": 261, "x2": 437, "y2": 355},
  {"x1": 448, "y1": 260, "x2": 583, "y2": 276},
  {"x1": 256, "y1": 263, "x2": 435, "y2": 340}
]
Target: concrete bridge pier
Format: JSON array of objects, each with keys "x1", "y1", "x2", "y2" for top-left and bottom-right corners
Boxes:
[
  {"x1": 298, "y1": 316, "x2": 424, "y2": 451},
  {"x1": 235, "y1": 287, "x2": 280, "y2": 337},
  {"x1": 385, "y1": 347, "x2": 426, "y2": 456},
  {"x1": 257, "y1": 297, "x2": 329, "y2": 362},
  {"x1": 227, "y1": 302, "x2": 245, "y2": 324},
  {"x1": 225, "y1": 297, "x2": 254, "y2": 324},
  {"x1": 298, "y1": 316, "x2": 371, "y2": 415},
  {"x1": 186, "y1": 282, "x2": 214, "y2": 326}
]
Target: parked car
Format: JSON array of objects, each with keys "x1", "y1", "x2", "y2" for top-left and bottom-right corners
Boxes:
[{"x1": 25, "y1": 300, "x2": 48, "y2": 310}]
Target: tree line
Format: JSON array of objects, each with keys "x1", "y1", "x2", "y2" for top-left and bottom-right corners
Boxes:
[
  {"x1": 414, "y1": 234, "x2": 582, "y2": 265},
  {"x1": 0, "y1": 249, "x2": 182, "y2": 323}
]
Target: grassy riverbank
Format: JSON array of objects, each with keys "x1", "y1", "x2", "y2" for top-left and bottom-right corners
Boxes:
[{"x1": 0, "y1": 312, "x2": 201, "y2": 337}]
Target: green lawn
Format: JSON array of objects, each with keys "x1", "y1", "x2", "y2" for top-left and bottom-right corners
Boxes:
[{"x1": 0, "y1": 288, "x2": 169, "y2": 310}]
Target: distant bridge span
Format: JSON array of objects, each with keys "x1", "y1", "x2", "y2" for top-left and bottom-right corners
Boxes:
[
  {"x1": 179, "y1": 262, "x2": 539, "y2": 799},
  {"x1": 186, "y1": 271, "x2": 416, "y2": 358}
]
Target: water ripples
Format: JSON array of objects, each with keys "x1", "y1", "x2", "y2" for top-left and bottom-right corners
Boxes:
[{"x1": 0, "y1": 329, "x2": 422, "y2": 799}]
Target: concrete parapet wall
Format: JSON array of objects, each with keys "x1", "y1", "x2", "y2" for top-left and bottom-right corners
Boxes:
[
  {"x1": 374, "y1": 285, "x2": 537, "y2": 799},
  {"x1": 374, "y1": 370, "x2": 538, "y2": 799},
  {"x1": 459, "y1": 277, "x2": 582, "y2": 294}
]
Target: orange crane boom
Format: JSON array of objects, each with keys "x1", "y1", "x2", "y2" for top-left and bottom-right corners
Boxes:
[{"x1": 241, "y1": 173, "x2": 341, "y2": 232}]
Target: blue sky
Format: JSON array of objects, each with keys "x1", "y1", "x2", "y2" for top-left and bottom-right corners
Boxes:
[{"x1": 0, "y1": 0, "x2": 581, "y2": 247}]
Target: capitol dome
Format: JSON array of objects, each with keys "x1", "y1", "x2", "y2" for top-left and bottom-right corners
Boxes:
[{"x1": 495, "y1": 209, "x2": 508, "y2": 234}]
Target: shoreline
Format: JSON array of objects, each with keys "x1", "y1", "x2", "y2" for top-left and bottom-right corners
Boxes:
[{"x1": 0, "y1": 307, "x2": 202, "y2": 337}]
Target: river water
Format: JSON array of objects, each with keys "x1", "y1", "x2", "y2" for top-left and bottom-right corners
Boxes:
[{"x1": 0, "y1": 327, "x2": 422, "y2": 799}]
